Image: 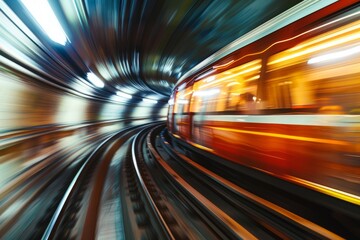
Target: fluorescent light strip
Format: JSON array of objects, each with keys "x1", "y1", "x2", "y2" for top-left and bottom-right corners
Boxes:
[
  {"x1": 200, "y1": 64, "x2": 261, "y2": 89},
  {"x1": 21, "y1": 0, "x2": 68, "y2": 45},
  {"x1": 87, "y1": 72, "x2": 104, "y2": 88},
  {"x1": 142, "y1": 98, "x2": 158, "y2": 104},
  {"x1": 116, "y1": 91, "x2": 132, "y2": 99}
]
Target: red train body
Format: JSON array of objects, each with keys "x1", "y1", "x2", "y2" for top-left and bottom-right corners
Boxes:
[{"x1": 167, "y1": 1, "x2": 360, "y2": 205}]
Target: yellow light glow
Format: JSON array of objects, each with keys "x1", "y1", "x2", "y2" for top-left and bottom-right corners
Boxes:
[
  {"x1": 269, "y1": 19, "x2": 360, "y2": 66},
  {"x1": 285, "y1": 175, "x2": 360, "y2": 206},
  {"x1": 210, "y1": 126, "x2": 349, "y2": 146},
  {"x1": 226, "y1": 82, "x2": 240, "y2": 87},
  {"x1": 308, "y1": 45, "x2": 360, "y2": 64},
  {"x1": 182, "y1": 91, "x2": 194, "y2": 97},
  {"x1": 213, "y1": 60, "x2": 234, "y2": 69},
  {"x1": 189, "y1": 141, "x2": 215, "y2": 153},
  {"x1": 291, "y1": 21, "x2": 360, "y2": 52},
  {"x1": 200, "y1": 60, "x2": 261, "y2": 89},
  {"x1": 225, "y1": 11, "x2": 360, "y2": 68},
  {"x1": 269, "y1": 33, "x2": 360, "y2": 65},
  {"x1": 245, "y1": 74, "x2": 260, "y2": 82},
  {"x1": 204, "y1": 76, "x2": 216, "y2": 82}
]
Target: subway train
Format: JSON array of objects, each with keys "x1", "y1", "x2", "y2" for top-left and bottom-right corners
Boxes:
[{"x1": 167, "y1": 1, "x2": 360, "y2": 204}]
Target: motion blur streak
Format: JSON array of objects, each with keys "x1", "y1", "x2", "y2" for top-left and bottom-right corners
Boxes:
[
  {"x1": 20, "y1": 0, "x2": 69, "y2": 45},
  {"x1": 2, "y1": 0, "x2": 359, "y2": 238},
  {"x1": 210, "y1": 126, "x2": 349, "y2": 145},
  {"x1": 168, "y1": 0, "x2": 360, "y2": 204}
]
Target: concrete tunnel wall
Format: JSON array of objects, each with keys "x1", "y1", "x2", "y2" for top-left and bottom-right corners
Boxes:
[{"x1": 0, "y1": 70, "x2": 168, "y2": 131}]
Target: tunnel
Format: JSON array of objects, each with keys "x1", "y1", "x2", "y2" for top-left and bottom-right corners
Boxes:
[{"x1": 1, "y1": 0, "x2": 360, "y2": 239}]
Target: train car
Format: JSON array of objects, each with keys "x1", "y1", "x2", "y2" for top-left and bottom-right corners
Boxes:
[{"x1": 167, "y1": 1, "x2": 360, "y2": 203}]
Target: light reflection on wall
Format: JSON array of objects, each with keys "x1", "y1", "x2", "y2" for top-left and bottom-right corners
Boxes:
[
  {"x1": 130, "y1": 106, "x2": 151, "y2": 118},
  {"x1": 159, "y1": 106, "x2": 168, "y2": 117},
  {"x1": 99, "y1": 102, "x2": 125, "y2": 120},
  {"x1": 55, "y1": 95, "x2": 88, "y2": 124},
  {"x1": 0, "y1": 73, "x2": 57, "y2": 130},
  {"x1": 70, "y1": 79, "x2": 94, "y2": 96},
  {"x1": 0, "y1": 75, "x2": 29, "y2": 131}
]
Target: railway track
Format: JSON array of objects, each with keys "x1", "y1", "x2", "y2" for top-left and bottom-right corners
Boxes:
[
  {"x1": 117, "y1": 122, "x2": 218, "y2": 239},
  {"x1": 0, "y1": 129, "x2": 110, "y2": 239},
  {"x1": 41, "y1": 124, "x2": 149, "y2": 239},
  {"x1": 147, "y1": 126, "x2": 360, "y2": 239},
  {"x1": 2, "y1": 123, "x2": 358, "y2": 239},
  {"x1": 1, "y1": 122, "x2": 164, "y2": 239},
  {"x1": 39, "y1": 122, "x2": 186, "y2": 239}
]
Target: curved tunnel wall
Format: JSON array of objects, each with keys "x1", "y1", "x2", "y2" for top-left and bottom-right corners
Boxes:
[
  {"x1": 0, "y1": 71, "x2": 167, "y2": 132},
  {"x1": 0, "y1": 3, "x2": 168, "y2": 186},
  {"x1": 0, "y1": 1, "x2": 168, "y2": 133},
  {"x1": 1, "y1": 51, "x2": 167, "y2": 188}
]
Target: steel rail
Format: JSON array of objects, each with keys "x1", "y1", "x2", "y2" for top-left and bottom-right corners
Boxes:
[
  {"x1": 41, "y1": 127, "x2": 130, "y2": 240},
  {"x1": 131, "y1": 125, "x2": 176, "y2": 240}
]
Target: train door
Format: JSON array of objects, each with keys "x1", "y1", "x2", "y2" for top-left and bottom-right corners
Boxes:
[{"x1": 167, "y1": 93, "x2": 175, "y2": 132}]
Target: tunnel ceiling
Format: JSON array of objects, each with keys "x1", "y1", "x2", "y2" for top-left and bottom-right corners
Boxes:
[{"x1": 4, "y1": 0, "x2": 303, "y2": 102}]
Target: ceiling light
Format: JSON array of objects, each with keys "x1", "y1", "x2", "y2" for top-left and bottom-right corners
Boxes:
[
  {"x1": 116, "y1": 91, "x2": 132, "y2": 99},
  {"x1": 142, "y1": 98, "x2": 158, "y2": 104},
  {"x1": 21, "y1": 0, "x2": 68, "y2": 45},
  {"x1": 87, "y1": 72, "x2": 104, "y2": 88}
]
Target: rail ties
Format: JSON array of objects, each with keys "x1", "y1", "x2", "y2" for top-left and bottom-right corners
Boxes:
[
  {"x1": 147, "y1": 126, "x2": 348, "y2": 239},
  {"x1": 146, "y1": 126, "x2": 257, "y2": 240},
  {"x1": 130, "y1": 124, "x2": 182, "y2": 239},
  {"x1": 41, "y1": 124, "x2": 143, "y2": 240}
]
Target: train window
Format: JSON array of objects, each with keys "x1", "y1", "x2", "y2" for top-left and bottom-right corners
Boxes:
[
  {"x1": 174, "y1": 86, "x2": 192, "y2": 114},
  {"x1": 267, "y1": 19, "x2": 360, "y2": 114},
  {"x1": 191, "y1": 59, "x2": 261, "y2": 113},
  {"x1": 173, "y1": 86, "x2": 193, "y2": 134}
]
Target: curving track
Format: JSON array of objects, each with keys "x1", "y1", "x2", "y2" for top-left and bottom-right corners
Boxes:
[
  {"x1": 1, "y1": 123, "x2": 359, "y2": 239},
  {"x1": 147, "y1": 126, "x2": 360, "y2": 239}
]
